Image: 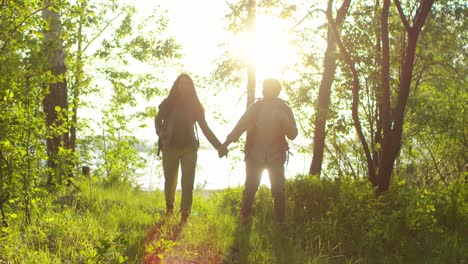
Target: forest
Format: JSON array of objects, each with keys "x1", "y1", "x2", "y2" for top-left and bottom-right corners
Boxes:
[{"x1": 0, "y1": 0, "x2": 466, "y2": 263}]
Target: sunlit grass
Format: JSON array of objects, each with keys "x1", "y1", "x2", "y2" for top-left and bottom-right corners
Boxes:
[
  {"x1": 0, "y1": 178, "x2": 165, "y2": 263},
  {"x1": 1, "y1": 176, "x2": 466, "y2": 263}
]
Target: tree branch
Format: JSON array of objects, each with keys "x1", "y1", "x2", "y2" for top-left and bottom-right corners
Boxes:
[
  {"x1": 289, "y1": 8, "x2": 324, "y2": 32},
  {"x1": 82, "y1": 10, "x2": 125, "y2": 54},
  {"x1": 0, "y1": 5, "x2": 53, "y2": 56},
  {"x1": 326, "y1": 9, "x2": 375, "y2": 181},
  {"x1": 223, "y1": 0, "x2": 236, "y2": 12},
  {"x1": 336, "y1": 0, "x2": 352, "y2": 25},
  {"x1": 413, "y1": 0, "x2": 435, "y2": 32},
  {"x1": 419, "y1": 135, "x2": 448, "y2": 186},
  {"x1": 394, "y1": 0, "x2": 411, "y2": 32}
]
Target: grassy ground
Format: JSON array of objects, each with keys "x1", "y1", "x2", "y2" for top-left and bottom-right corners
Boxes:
[{"x1": 1, "y1": 176, "x2": 467, "y2": 263}]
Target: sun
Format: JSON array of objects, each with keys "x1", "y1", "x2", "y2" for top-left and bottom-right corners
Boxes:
[{"x1": 235, "y1": 14, "x2": 296, "y2": 82}]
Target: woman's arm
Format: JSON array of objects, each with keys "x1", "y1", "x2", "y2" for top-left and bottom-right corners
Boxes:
[
  {"x1": 155, "y1": 99, "x2": 168, "y2": 136},
  {"x1": 197, "y1": 112, "x2": 222, "y2": 150}
]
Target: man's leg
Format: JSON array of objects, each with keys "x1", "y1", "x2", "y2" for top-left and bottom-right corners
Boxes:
[
  {"x1": 268, "y1": 161, "x2": 286, "y2": 224},
  {"x1": 180, "y1": 147, "x2": 197, "y2": 223},
  {"x1": 240, "y1": 159, "x2": 263, "y2": 224},
  {"x1": 162, "y1": 148, "x2": 180, "y2": 215}
]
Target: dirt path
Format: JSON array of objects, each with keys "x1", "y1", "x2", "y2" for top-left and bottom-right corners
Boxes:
[
  {"x1": 142, "y1": 217, "x2": 224, "y2": 264},
  {"x1": 142, "y1": 218, "x2": 182, "y2": 264}
]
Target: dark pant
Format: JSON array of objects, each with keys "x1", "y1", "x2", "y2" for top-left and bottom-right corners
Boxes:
[
  {"x1": 162, "y1": 147, "x2": 197, "y2": 215},
  {"x1": 240, "y1": 158, "x2": 286, "y2": 223}
]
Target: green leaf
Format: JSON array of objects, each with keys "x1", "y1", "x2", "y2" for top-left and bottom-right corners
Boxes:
[{"x1": 8, "y1": 213, "x2": 17, "y2": 219}]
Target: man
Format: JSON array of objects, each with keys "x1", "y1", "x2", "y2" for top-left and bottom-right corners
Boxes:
[{"x1": 218, "y1": 78, "x2": 298, "y2": 225}]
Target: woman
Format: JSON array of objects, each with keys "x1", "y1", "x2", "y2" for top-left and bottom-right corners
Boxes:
[{"x1": 155, "y1": 73, "x2": 223, "y2": 223}]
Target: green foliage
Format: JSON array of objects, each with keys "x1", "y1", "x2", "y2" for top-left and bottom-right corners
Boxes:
[
  {"x1": 86, "y1": 108, "x2": 146, "y2": 186},
  {"x1": 401, "y1": 0, "x2": 467, "y2": 185},
  {"x1": 0, "y1": 0, "x2": 466, "y2": 262},
  {"x1": 0, "y1": 178, "x2": 165, "y2": 263},
  {"x1": 287, "y1": 176, "x2": 468, "y2": 263},
  {"x1": 143, "y1": 175, "x2": 467, "y2": 263},
  {"x1": 1, "y1": 175, "x2": 466, "y2": 263}
]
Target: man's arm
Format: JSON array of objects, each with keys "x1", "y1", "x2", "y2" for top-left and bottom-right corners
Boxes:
[
  {"x1": 224, "y1": 104, "x2": 257, "y2": 145},
  {"x1": 217, "y1": 104, "x2": 257, "y2": 158},
  {"x1": 278, "y1": 103, "x2": 298, "y2": 140}
]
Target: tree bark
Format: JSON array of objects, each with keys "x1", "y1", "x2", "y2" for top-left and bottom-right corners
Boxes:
[
  {"x1": 70, "y1": 0, "x2": 87, "y2": 152},
  {"x1": 328, "y1": 7, "x2": 376, "y2": 184},
  {"x1": 246, "y1": 0, "x2": 256, "y2": 108},
  {"x1": 42, "y1": 1, "x2": 69, "y2": 186},
  {"x1": 245, "y1": 0, "x2": 256, "y2": 149},
  {"x1": 309, "y1": 0, "x2": 351, "y2": 176},
  {"x1": 376, "y1": 0, "x2": 434, "y2": 193},
  {"x1": 376, "y1": 0, "x2": 392, "y2": 193},
  {"x1": 328, "y1": 0, "x2": 434, "y2": 193}
]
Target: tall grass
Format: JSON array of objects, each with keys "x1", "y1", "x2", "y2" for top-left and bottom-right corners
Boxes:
[
  {"x1": 1, "y1": 175, "x2": 466, "y2": 263},
  {"x1": 0, "y1": 177, "x2": 165, "y2": 263},
  {"x1": 155, "y1": 176, "x2": 467, "y2": 263}
]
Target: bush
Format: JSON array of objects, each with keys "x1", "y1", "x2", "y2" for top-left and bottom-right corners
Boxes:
[{"x1": 286, "y1": 175, "x2": 468, "y2": 263}]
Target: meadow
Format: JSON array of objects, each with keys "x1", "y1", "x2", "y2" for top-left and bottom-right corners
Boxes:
[{"x1": 1, "y1": 175, "x2": 466, "y2": 263}]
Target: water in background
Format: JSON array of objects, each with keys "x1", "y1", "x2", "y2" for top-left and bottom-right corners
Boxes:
[{"x1": 137, "y1": 146, "x2": 310, "y2": 191}]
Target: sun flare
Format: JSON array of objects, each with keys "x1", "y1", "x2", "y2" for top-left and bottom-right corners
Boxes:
[{"x1": 235, "y1": 14, "x2": 296, "y2": 82}]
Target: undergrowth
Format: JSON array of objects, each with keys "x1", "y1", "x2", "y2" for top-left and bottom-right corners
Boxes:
[{"x1": 1, "y1": 175, "x2": 466, "y2": 263}]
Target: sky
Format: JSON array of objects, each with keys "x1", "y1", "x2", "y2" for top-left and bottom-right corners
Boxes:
[{"x1": 141, "y1": 0, "x2": 229, "y2": 75}]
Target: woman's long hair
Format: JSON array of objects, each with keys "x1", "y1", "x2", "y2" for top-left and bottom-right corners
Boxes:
[{"x1": 166, "y1": 73, "x2": 204, "y2": 120}]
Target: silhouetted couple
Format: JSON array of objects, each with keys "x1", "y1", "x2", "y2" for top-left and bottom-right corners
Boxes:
[{"x1": 155, "y1": 73, "x2": 297, "y2": 225}]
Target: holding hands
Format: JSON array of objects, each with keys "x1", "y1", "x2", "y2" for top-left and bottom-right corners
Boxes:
[{"x1": 217, "y1": 142, "x2": 229, "y2": 158}]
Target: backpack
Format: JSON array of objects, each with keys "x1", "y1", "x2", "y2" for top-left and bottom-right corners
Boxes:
[
  {"x1": 155, "y1": 100, "x2": 199, "y2": 156},
  {"x1": 245, "y1": 98, "x2": 289, "y2": 156}
]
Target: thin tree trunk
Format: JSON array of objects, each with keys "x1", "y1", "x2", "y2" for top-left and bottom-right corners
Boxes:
[
  {"x1": 327, "y1": 7, "x2": 375, "y2": 184},
  {"x1": 309, "y1": 0, "x2": 351, "y2": 176},
  {"x1": 371, "y1": 0, "x2": 382, "y2": 186},
  {"x1": 376, "y1": 0, "x2": 434, "y2": 192},
  {"x1": 245, "y1": 0, "x2": 256, "y2": 150},
  {"x1": 246, "y1": 0, "x2": 256, "y2": 108},
  {"x1": 70, "y1": 0, "x2": 86, "y2": 152},
  {"x1": 42, "y1": 1, "x2": 69, "y2": 186},
  {"x1": 376, "y1": 0, "x2": 392, "y2": 193},
  {"x1": 328, "y1": 0, "x2": 434, "y2": 193}
]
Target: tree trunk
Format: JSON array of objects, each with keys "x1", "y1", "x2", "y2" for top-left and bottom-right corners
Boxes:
[
  {"x1": 369, "y1": 0, "x2": 381, "y2": 187},
  {"x1": 309, "y1": 0, "x2": 351, "y2": 176},
  {"x1": 70, "y1": 0, "x2": 87, "y2": 152},
  {"x1": 245, "y1": 0, "x2": 256, "y2": 149},
  {"x1": 329, "y1": 0, "x2": 434, "y2": 193},
  {"x1": 246, "y1": 0, "x2": 256, "y2": 108},
  {"x1": 376, "y1": 0, "x2": 434, "y2": 193},
  {"x1": 376, "y1": 0, "x2": 392, "y2": 193},
  {"x1": 42, "y1": 1, "x2": 69, "y2": 186}
]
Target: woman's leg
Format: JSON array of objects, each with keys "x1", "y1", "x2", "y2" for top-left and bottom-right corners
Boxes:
[
  {"x1": 180, "y1": 148, "x2": 197, "y2": 221},
  {"x1": 162, "y1": 148, "x2": 180, "y2": 214}
]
